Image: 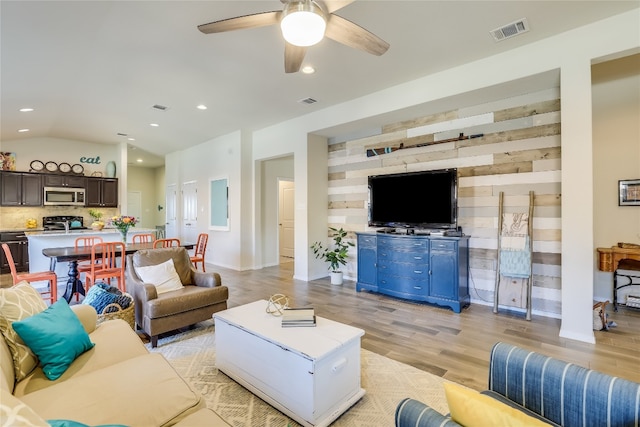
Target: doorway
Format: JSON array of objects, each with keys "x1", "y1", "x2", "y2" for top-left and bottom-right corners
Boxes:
[
  {"x1": 126, "y1": 191, "x2": 142, "y2": 224},
  {"x1": 278, "y1": 179, "x2": 294, "y2": 263},
  {"x1": 165, "y1": 184, "x2": 177, "y2": 238},
  {"x1": 182, "y1": 181, "x2": 198, "y2": 245}
]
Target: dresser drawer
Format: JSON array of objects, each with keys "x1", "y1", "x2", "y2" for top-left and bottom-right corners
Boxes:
[
  {"x1": 357, "y1": 234, "x2": 377, "y2": 248},
  {"x1": 378, "y1": 236, "x2": 427, "y2": 251},
  {"x1": 431, "y1": 239, "x2": 456, "y2": 251},
  {"x1": 378, "y1": 261, "x2": 428, "y2": 279},
  {"x1": 378, "y1": 249, "x2": 428, "y2": 263},
  {"x1": 379, "y1": 273, "x2": 428, "y2": 297}
]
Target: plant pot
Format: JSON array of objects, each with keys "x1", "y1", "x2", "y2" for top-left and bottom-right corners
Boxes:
[{"x1": 330, "y1": 271, "x2": 343, "y2": 285}]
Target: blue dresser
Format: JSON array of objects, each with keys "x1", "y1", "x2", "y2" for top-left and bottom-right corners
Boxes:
[{"x1": 356, "y1": 232, "x2": 470, "y2": 313}]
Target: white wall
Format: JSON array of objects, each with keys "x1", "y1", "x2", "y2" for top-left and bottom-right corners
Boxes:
[
  {"x1": 164, "y1": 131, "x2": 248, "y2": 270},
  {"x1": 593, "y1": 54, "x2": 640, "y2": 302},
  {"x1": 248, "y1": 10, "x2": 639, "y2": 343}
]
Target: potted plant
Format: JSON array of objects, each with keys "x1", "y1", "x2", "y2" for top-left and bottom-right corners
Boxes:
[
  {"x1": 311, "y1": 227, "x2": 354, "y2": 285},
  {"x1": 88, "y1": 209, "x2": 104, "y2": 230}
]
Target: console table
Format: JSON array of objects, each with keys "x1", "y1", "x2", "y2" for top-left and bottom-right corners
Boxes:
[
  {"x1": 356, "y1": 232, "x2": 470, "y2": 313},
  {"x1": 597, "y1": 245, "x2": 640, "y2": 310}
]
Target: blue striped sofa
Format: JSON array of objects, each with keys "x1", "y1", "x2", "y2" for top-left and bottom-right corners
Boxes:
[{"x1": 395, "y1": 342, "x2": 640, "y2": 427}]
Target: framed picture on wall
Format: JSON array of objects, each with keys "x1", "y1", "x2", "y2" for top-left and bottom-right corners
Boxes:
[
  {"x1": 0, "y1": 152, "x2": 16, "y2": 170},
  {"x1": 619, "y1": 179, "x2": 640, "y2": 206}
]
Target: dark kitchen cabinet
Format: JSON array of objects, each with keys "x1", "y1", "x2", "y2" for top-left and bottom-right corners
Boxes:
[
  {"x1": 43, "y1": 174, "x2": 86, "y2": 188},
  {"x1": 0, "y1": 171, "x2": 42, "y2": 206},
  {"x1": 86, "y1": 177, "x2": 118, "y2": 207},
  {"x1": 0, "y1": 232, "x2": 29, "y2": 273}
]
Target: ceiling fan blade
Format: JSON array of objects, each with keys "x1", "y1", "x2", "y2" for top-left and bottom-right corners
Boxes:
[
  {"x1": 198, "y1": 11, "x2": 281, "y2": 34},
  {"x1": 324, "y1": 14, "x2": 389, "y2": 56},
  {"x1": 317, "y1": 0, "x2": 355, "y2": 14},
  {"x1": 284, "y1": 43, "x2": 307, "y2": 73}
]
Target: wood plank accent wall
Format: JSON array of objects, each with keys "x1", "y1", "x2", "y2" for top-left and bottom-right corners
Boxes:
[{"x1": 327, "y1": 88, "x2": 562, "y2": 317}]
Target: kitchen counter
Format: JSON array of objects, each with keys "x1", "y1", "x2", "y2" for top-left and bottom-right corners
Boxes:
[{"x1": 26, "y1": 228, "x2": 158, "y2": 278}]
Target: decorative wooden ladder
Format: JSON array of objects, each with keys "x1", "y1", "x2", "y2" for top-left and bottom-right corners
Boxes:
[{"x1": 493, "y1": 191, "x2": 534, "y2": 320}]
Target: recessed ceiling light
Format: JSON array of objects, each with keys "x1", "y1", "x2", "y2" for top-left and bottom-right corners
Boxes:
[
  {"x1": 18, "y1": 128, "x2": 30, "y2": 132},
  {"x1": 136, "y1": 158, "x2": 143, "y2": 163},
  {"x1": 19, "y1": 108, "x2": 34, "y2": 112},
  {"x1": 197, "y1": 104, "x2": 207, "y2": 110},
  {"x1": 127, "y1": 137, "x2": 135, "y2": 141},
  {"x1": 301, "y1": 66, "x2": 315, "y2": 74},
  {"x1": 150, "y1": 123, "x2": 159, "y2": 127}
]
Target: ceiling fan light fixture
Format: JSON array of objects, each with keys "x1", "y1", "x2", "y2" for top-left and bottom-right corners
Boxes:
[{"x1": 281, "y1": 0, "x2": 326, "y2": 47}]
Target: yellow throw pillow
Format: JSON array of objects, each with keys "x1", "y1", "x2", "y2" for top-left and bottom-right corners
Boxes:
[
  {"x1": 0, "y1": 281, "x2": 48, "y2": 381},
  {"x1": 443, "y1": 382, "x2": 549, "y2": 427}
]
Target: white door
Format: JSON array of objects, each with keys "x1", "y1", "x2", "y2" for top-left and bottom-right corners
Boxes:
[
  {"x1": 279, "y1": 179, "x2": 294, "y2": 259},
  {"x1": 165, "y1": 184, "x2": 177, "y2": 238},
  {"x1": 182, "y1": 181, "x2": 198, "y2": 245},
  {"x1": 126, "y1": 191, "x2": 142, "y2": 225}
]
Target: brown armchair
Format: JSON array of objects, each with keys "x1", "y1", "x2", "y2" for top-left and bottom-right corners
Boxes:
[{"x1": 125, "y1": 247, "x2": 228, "y2": 347}]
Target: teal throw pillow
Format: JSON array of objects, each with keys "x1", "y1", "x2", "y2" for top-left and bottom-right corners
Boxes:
[
  {"x1": 48, "y1": 421, "x2": 128, "y2": 427},
  {"x1": 13, "y1": 299, "x2": 95, "y2": 380}
]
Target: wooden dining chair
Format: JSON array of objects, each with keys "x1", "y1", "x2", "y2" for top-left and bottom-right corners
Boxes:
[
  {"x1": 190, "y1": 233, "x2": 208, "y2": 272},
  {"x1": 1, "y1": 243, "x2": 57, "y2": 304},
  {"x1": 74, "y1": 236, "x2": 104, "y2": 299},
  {"x1": 153, "y1": 238, "x2": 181, "y2": 249},
  {"x1": 132, "y1": 233, "x2": 155, "y2": 244},
  {"x1": 84, "y1": 242, "x2": 126, "y2": 293}
]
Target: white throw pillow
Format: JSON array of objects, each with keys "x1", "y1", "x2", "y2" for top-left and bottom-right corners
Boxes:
[{"x1": 135, "y1": 258, "x2": 184, "y2": 294}]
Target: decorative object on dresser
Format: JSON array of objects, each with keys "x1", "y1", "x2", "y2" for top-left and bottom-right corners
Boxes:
[
  {"x1": 311, "y1": 226, "x2": 354, "y2": 285},
  {"x1": 356, "y1": 232, "x2": 470, "y2": 313}
]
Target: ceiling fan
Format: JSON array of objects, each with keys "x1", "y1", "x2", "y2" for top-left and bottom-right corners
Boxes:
[{"x1": 198, "y1": 0, "x2": 390, "y2": 73}]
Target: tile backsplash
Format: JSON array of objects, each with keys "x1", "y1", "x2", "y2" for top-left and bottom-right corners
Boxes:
[{"x1": 0, "y1": 206, "x2": 118, "y2": 230}]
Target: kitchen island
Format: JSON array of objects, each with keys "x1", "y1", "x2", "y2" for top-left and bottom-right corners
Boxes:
[{"x1": 26, "y1": 228, "x2": 158, "y2": 279}]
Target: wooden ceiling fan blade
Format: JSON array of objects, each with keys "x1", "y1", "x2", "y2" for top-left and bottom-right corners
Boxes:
[
  {"x1": 317, "y1": 0, "x2": 355, "y2": 14},
  {"x1": 198, "y1": 11, "x2": 281, "y2": 34},
  {"x1": 284, "y1": 43, "x2": 307, "y2": 73},
  {"x1": 325, "y1": 14, "x2": 389, "y2": 56}
]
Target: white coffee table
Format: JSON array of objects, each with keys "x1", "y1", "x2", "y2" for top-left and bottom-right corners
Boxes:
[{"x1": 214, "y1": 300, "x2": 365, "y2": 427}]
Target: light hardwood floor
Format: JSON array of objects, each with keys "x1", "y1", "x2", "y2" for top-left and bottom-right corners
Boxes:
[
  {"x1": 3, "y1": 262, "x2": 639, "y2": 391},
  {"x1": 212, "y1": 260, "x2": 640, "y2": 391}
]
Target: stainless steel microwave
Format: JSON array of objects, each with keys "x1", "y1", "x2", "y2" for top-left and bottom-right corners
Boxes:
[{"x1": 43, "y1": 187, "x2": 86, "y2": 206}]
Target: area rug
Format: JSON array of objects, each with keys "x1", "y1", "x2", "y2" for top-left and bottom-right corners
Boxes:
[{"x1": 147, "y1": 320, "x2": 451, "y2": 426}]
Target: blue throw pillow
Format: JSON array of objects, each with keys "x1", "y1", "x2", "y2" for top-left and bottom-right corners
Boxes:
[{"x1": 13, "y1": 299, "x2": 95, "y2": 380}]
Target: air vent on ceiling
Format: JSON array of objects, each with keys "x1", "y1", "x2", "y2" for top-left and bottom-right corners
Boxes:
[
  {"x1": 152, "y1": 104, "x2": 169, "y2": 111},
  {"x1": 117, "y1": 133, "x2": 128, "y2": 137},
  {"x1": 490, "y1": 18, "x2": 530, "y2": 42},
  {"x1": 298, "y1": 97, "x2": 317, "y2": 105}
]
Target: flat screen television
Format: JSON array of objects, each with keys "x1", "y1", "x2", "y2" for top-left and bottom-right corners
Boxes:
[{"x1": 368, "y1": 168, "x2": 458, "y2": 230}]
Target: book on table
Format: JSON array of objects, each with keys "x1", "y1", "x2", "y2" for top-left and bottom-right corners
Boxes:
[{"x1": 282, "y1": 308, "x2": 316, "y2": 327}]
